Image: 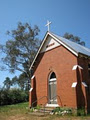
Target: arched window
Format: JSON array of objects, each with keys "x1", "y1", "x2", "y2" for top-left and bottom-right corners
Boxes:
[
  {"x1": 50, "y1": 72, "x2": 56, "y2": 79},
  {"x1": 48, "y1": 72, "x2": 57, "y2": 104}
]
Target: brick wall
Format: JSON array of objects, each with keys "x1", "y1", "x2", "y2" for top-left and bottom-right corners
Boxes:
[
  {"x1": 29, "y1": 45, "x2": 79, "y2": 108},
  {"x1": 77, "y1": 57, "x2": 90, "y2": 112}
]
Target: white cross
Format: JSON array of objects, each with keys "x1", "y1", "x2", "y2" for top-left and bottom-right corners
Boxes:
[{"x1": 45, "y1": 20, "x2": 52, "y2": 31}]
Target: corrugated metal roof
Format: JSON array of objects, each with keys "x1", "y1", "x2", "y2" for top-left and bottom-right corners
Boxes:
[{"x1": 50, "y1": 32, "x2": 90, "y2": 57}]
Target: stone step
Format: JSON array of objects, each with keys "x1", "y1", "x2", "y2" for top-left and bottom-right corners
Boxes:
[
  {"x1": 29, "y1": 106, "x2": 56, "y2": 116},
  {"x1": 40, "y1": 107, "x2": 54, "y2": 110},
  {"x1": 39, "y1": 108, "x2": 54, "y2": 113},
  {"x1": 39, "y1": 109, "x2": 51, "y2": 113}
]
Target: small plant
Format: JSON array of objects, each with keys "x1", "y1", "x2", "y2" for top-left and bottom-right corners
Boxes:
[
  {"x1": 35, "y1": 105, "x2": 41, "y2": 110},
  {"x1": 52, "y1": 107, "x2": 72, "y2": 116},
  {"x1": 77, "y1": 108, "x2": 86, "y2": 116},
  {"x1": 52, "y1": 107, "x2": 60, "y2": 113},
  {"x1": 30, "y1": 105, "x2": 41, "y2": 112},
  {"x1": 30, "y1": 108, "x2": 34, "y2": 112}
]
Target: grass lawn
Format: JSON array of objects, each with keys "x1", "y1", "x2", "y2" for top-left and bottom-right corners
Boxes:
[{"x1": 0, "y1": 102, "x2": 90, "y2": 120}]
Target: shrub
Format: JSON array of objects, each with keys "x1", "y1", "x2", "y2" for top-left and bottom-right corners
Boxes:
[
  {"x1": 52, "y1": 107, "x2": 86, "y2": 116},
  {"x1": 77, "y1": 108, "x2": 86, "y2": 116},
  {"x1": 0, "y1": 89, "x2": 29, "y2": 106},
  {"x1": 52, "y1": 107, "x2": 72, "y2": 115}
]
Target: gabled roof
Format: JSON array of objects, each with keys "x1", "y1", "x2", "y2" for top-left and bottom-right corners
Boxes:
[
  {"x1": 29, "y1": 31, "x2": 90, "y2": 70},
  {"x1": 52, "y1": 32, "x2": 90, "y2": 57}
]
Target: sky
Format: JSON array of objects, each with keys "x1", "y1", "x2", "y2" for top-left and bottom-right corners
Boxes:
[{"x1": 0, "y1": 0, "x2": 90, "y2": 87}]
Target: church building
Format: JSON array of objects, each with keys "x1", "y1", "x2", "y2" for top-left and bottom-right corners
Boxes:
[{"x1": 29, "y1": 31, "x2": 90, "y2": 112}]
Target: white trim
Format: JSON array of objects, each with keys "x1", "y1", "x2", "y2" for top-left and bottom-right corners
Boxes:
[
  {"x1": 45, "y1": 20, "x2": 51, "y2": 31},
  {"x1": 29, "y1": 32, "x2": 49, "y2": 70},
  {"x1": 71, "y1": 82, "x2": 77, "y2": 88},
  {"x1": 72, "y1": 65, "x2": 83, "y2": 70},
  {"x1": 82, "y1": 82, "x2": 88, "y2": 87},
  {"x1": 29, "y1": 88, "x2": 33, "y2": 92},
  {"x1": 29, "y1": 32, "x2": 78, "y2": 70},
  {"x1": 49, "y1": 78, "x2": 57, "y2": 82},
  {"x1": 71, "y1": 82, "x2": 88, "y2": 88},
  {"x1": 40, "y1": 38, "x2": 60, "y2": 53},
  {"x1": 50, "y1": 99, "x2": 57, "y2": 102},
  {"x1": 31, "y1": 75, "x2": 35, "y2": 80},
  {"x1": 46, "y1": 104, "x2": 59, "y2": 107},
  {"x1": 78, "y1": 65, "x2": 83, "y2": 69},
  {"x1": 49, "y1": 82, "x2": 57, "y2": 85},
  {"x1": 49, "y1": 32, "x2": 78, "y2": 57},
  {"x1": 72, "y1": 65, "x2": 77, "y2": 70}
]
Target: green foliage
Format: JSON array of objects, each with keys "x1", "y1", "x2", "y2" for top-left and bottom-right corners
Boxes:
[
  {"x1": 30, "y1": 105, "x2": 41, "y2": 112},
  {"x1": 34, "y1": 105, "x2": 41, "y2": 110},
  {"x1": 4, "y1": 22, "x2": 40, "y2": 73},
  {"x1": 52, "y1": 107, "x2": 72, "y2": 115},
  {"x1": 52, "y1": 107, "x2": 86, "y2": 116},
  {"x1": 3, "y1": 73, "x2": 29, "y2": 91},
  {"x1": 16, "y1": 73, "x2": 29, "y2": 90},
  {"x1": 77, "y1": 108, "x2": 86, "y2": 116},
  {"x1": 30, "y1": 108, "x2": 34, "y2": 112},
  {"x1": 52, "y1": 107, "x2": 61, "y2": 113},
  {"x1": 0, "y1": 102, "x2": 29, "y2": 120},
  {"x1": 0, "y1": 103, "x2": 89, "y2": 120},
  {"x1": 0, "y1": 102, "x2": 28, "y2": 112},
  {"x1": 3, "y1": 77, "x2": 12, "y2": 90},
  {"x1": 0, "y1": 22, "x2": 41, "y2": 90},
  {"x1": 63, "y1": 32, "x2": 85, "y2": 46},
  {"x1": 11, "y1": 73, "x2": 29, "y2": 90},
  {"x1": 0, "y1": 89, "x2": 29, "y2": 106}
]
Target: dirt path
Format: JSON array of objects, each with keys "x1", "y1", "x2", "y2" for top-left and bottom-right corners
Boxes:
[{"x1": 3, "y1": 114, "x2": 90, "y2": 120}]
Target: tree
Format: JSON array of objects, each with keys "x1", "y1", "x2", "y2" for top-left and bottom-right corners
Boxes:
[
  {"x1": 0, "y1": 22, "x2": 41, "y2": 89},
  {"x1": 17, "y1": 73, "x2": 28, "y2": 91},
  {"x1": 3, "y1": 77, "x2": 12, "y2": 90},
  {"x1": 11, "y1": 76, "x2": 18, "y2": 88},
  {"x1": 11, "y1": 73, "x2": 28, "y2": 90},
  {"x1": 63, "y1": 32, "x2": 85, "y2": 46}
]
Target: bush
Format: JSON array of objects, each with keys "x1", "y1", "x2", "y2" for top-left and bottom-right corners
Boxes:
[
  {"x1": 52, "y1": 107, "x2": 86, "y2": 116},
  {"x1": 0, "y1": 89, "x2": 29, "y2": 106},
  {"x1": 52, "y1": 107, "x2": 72, "y2": 115},
  {"x1": 77, "y1": 108, "x2": 86, "y2": 116}
]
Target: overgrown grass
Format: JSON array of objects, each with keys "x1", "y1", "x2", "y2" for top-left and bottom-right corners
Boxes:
[
  {"x1": 0, "y1": 103, "x2": 90, "y2": 120},
  {"x1": 0, "y1": 102, "x2": 29, "y2": 120},
  {"x1": 0, "y1": 102, "x2": 28, "y2": 112}
]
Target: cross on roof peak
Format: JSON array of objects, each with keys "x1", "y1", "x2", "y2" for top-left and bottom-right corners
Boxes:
[{"x1": 45, "y1": 20, "x2": 52, "y2": 31}]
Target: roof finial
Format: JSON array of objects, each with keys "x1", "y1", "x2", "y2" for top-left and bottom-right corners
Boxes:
[{"x1": 45, "y1": 20, "x2": 52, "y2": 31}]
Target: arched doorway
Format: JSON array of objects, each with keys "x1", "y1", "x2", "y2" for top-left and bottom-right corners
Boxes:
[{"x1": 48, "y1": 72, "x2": 57, "y2": 104}]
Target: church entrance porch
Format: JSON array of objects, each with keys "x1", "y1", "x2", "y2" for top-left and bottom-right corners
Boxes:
[{"x1": 48, "y1": 72, "x2": 57, "y2": 104}]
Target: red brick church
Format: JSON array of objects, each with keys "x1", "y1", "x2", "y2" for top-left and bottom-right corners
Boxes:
[{"x1": 29, "y1": 31, "x2": 90, "y2": 112}]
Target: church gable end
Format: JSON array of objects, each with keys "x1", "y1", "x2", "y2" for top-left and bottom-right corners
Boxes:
[
  {"x1": 40, "y1": 35, "x2": 60, "y2": 53},
  {"x1": 29, "y1": 32, "x2": 79, "y2": 71}
]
